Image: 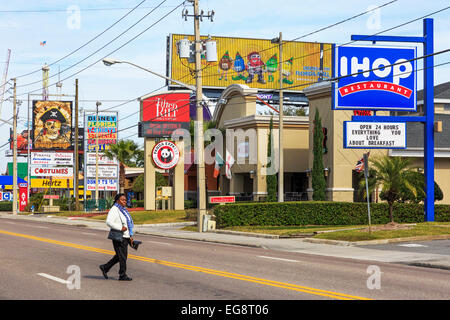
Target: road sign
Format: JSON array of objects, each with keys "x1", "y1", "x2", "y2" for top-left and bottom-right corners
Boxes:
[
  {"x1": 344, "y1": 121, "x2": 406, "y2": 149},
  {"x1": 209, "y1": 196, "x2": 235, "y2": 204},
  {"x1": 333, "y1": 45, "x2": 417, "y2": 111}
]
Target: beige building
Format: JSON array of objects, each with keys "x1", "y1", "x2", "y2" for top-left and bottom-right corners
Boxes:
[{"x1": 213, "y1": 81, "x2": 450, "y2": 204}]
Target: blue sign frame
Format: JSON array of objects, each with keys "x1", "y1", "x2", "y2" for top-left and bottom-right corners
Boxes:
[
  {"x1": 347, "y1": 19, "x2": 435, "y2": 222},
  {"x1": 333, "y1": 45, "x2": 417, "y2": 111}
]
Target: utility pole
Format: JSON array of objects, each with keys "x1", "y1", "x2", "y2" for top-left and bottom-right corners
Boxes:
[
  {"x1": 277, "y1": 32, "x2": 284, "y2": 202},
  {"x1": 193, "y1": 0, "x2": 206, "y2": 232},
  {"x1": 12, "y1": 78, "x2": 17, "y2": 215},
  {"x1": 74, "y1": 79, "x2": 80, "y2": 211},
  {"x1": 95, "y1": 101, "x2": 101, "y2": 210}
]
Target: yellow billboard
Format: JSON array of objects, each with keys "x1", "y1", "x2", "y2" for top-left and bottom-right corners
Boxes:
[
  {"x1": 168, "y1": 34, "x2": 333, "y2": 91},
  {"x1": 31, "y1": 178, "x2": 73, "y2": 189}
]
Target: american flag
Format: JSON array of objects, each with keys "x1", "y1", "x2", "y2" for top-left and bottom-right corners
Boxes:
[
  {"x1": 355, "y1": 156, "x2": 365, "y2": 173},
  {"x1": 355, "y1": 152, "x2": 370, "y2": 173}
]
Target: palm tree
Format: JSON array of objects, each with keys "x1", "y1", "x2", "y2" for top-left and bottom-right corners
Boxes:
[
  {"x1": 104, "y1": 139, "x2": 140, "y2": 193},
  {"x1": 367, "y1": 155, "x2": 418, "y2": 223}
]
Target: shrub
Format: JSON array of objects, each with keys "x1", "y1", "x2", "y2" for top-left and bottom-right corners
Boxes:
[
  {"x1": 0, "y1": 202, "x2": 12, "y2": 211},
  {"x1": 213, "y1": 201, "x2": 450, "y2": 228}
]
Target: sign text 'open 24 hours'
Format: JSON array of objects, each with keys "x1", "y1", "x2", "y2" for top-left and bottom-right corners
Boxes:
[
  {"x1": 344, "y1": 121, "x2": 406, "y2": 149},
  {"x1": 152, "y1": 140, "x2": 180, "y2": 170}
]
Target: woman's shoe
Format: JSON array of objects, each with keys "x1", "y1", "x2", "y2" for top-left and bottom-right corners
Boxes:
[
  {"x1": 99, "y1": 265, "x2": 108, "y2": 279},
  {"x1": 119, "y1": 275, "x2": 132, "y2": 281}
]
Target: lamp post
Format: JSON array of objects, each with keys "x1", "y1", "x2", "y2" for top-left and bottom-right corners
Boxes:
[
  {"x1": 102, "y1": 58, "x2": 208, "y2": 231},
  {"x1": 271, "y1": 32, "x2": 284, "y2": 202}
]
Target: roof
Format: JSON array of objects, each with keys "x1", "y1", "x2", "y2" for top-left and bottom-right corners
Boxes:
[
  {"x1": 0, "y1": 176, "x2": 28, "y2": 186},
  {"x1": 417, "y1": 81, "x2": 450, "y2": 101}
]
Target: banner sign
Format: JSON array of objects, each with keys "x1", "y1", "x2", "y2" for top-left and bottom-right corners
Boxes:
[
  {"x1": 86, "y1": 165, "x2": 118, "y2": 178},
  {"x1": 31, "y1": 152, "x2": 74, "y2": 166},
  {"x1": 86, "y1": 153, "x2": 118, "y2": 165},
  {"x1": 343, "y1": 121, "x2": 407, "y2": 149},
  {"x1": 31, "y1": 166, "x2": 73, "y2": 177},
  {"x1": 31, "y1": 178, "x2": 73, "y2": 189},
  {"x1": 152, "y1": 140, "x2": 180, "y2": 170},
  {"x1": 32, "y1": 100, "x2": 73, "y2": 149},
  {"x1": 86, "y1": 178, "x2": 118, "y2": 191},
  {"x1": 333, "y1": 45, "x2": 416, "y2": 111},
  {"x1": 138, "y1": 121, "x2": 190, "y2": 138},
  {"x1": 139, "y1": 92, "x2": 190, "y2": 138},
  {"x1": 85, "y1": 113, "x2": 118, "y2": 152},
  {"x1": 169, "y1": 34, "x2": 332, "y2": 91}
]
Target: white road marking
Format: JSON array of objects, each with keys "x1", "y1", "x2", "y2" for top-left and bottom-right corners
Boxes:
[
  {"x1": 145, "y1": 240, "x2": 172, "y2": 246},
  {"x1": 37, "y1": 273, "x2": 69, "y2": 284},
  {"x1": 258, "y1": 255, "x2": 300, "y2": 263},
  {"x1": 5, "y1": 222, "x2": 16, "y2": 224},
  {"x1": 34, "y1": 226, "x2": 49, "y2": 229},
  {"x1": 82, "y1": 232, "x2": 97, "y2": 236},
  {"x1": 397, "y1": 243, "x2": 427, "y2": 248}
]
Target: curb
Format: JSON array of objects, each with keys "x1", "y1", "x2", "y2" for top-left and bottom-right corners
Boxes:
[
  {"x1": 303, "y1": 234, "x2": 450, "y2": 246},
  {"x1": 212, "y1": 230, "x2": 279, "y2": 239}
]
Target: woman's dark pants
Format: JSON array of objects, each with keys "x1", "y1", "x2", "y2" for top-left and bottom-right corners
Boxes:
[{"x1": 103, "y1": 238, "x2": 130, "y2": 277}]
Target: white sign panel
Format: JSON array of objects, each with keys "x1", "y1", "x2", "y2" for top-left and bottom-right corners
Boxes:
[
  {"x1": 86, "y1": 153, "x2": 118, "y2": 165},
  {"x1": 31, "y1": 166, "x2": 74, "y2": 177},
  {"x1": 344, "y1": 121, "x2": 406, "y2": 149},
  {"x1": 86, "y1": 165, "x2": 118, "y2": 178},
  {"x1": 31, "y1": 152, "x2": 74, "y2": 166},
  {"x1": 86, "y1": 179, "x2": 118, "y2": 191}
]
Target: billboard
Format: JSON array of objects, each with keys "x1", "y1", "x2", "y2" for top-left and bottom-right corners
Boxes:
[
  {"x1": 168, "y1": 34, "x2": 333, "y2": 91},
  {"x1": 31, "y1": 166, "x2": 73, "y2": 177},
  {"x1": 31, "y1": 152, "x2": 74, "y2": 166},
  {"x1": 86, "y1": 178, "x2": 118, "y2": 191},
  {"x1": 333, "y1": 45, "x2": 417, "y2": 111},
  {"x1": 86, "y1": 165, "x2": 118, "y2": 178},
  {"x1": 32, "y1": 100, "x2": 72, "y2": 150},
  {"x1": 139, "y1": 91, "x2": 190, "y2": 138},
  {"x1": 85, "y1": 113, "x2": 117, "y2": 152},
  {"x1": 31, "y1": 178, "x2": 73, "y2": 189}
]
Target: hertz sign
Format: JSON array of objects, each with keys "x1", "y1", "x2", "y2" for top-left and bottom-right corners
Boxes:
[{"x1": 333, "y1": 45, "x2": 416, "y2": 111}]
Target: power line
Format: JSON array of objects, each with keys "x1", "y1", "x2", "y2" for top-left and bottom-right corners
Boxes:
[
  {"x1": 16, "y1": 0, "x2": 168, "y2": 89},
  {"x1": 2, "y1": 0, "x2": 186, "y2": 104},
  {"x1": 0, "y1": 0, "x2": 148, "y2": 86}
]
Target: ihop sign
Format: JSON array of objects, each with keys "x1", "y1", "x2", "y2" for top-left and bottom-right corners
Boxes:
[{"x1": 333, "y1": 45, "x2": 417, "y2": 111}]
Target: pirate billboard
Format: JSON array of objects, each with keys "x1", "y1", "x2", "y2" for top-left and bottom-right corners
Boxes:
[{"x1": 32, "y1": 100, "x2": 72, "y2": 150}]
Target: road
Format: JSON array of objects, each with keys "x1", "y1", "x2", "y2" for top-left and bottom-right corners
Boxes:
[{"x1": 0, "y1": 217, "x2": 449, "y2": 302}]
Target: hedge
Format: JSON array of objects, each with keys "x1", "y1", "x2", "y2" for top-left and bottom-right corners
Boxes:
[
  {"x1": 0, "y1": 202, "x2": 12, "y2": 211},
  {"x1": 213, "y1": 201, "x2": 450, "y2": 228}
]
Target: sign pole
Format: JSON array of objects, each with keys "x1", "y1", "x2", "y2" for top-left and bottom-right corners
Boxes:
[{"x1": 363, "y1": 152, "x2": 371, "y2": 234}]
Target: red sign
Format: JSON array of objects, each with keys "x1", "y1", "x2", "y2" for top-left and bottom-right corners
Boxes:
[
  {"x1": 142, "y1": 92, "x2": 190, "y2": 122},
  {"x1": 152, "y1": 140, "x2": 180, "y2": 170},
  {"x1": 43, "y1": 195, "x2": 60, "y2": 199},
  {"x1": 353, "y1": 110, "x2": 373, "y2": 116},
  {"x1": 19, "y1": 187, "x2": 28, "y2": 211},
  {"x1": 209, "y1": 196, "x2": 235, "y2": 204}
]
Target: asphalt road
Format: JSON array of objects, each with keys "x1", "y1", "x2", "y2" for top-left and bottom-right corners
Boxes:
[
  {"x1": 358, "y1": 240, "x2": 450, "y2": 255},
  {"x1": 0, "y1": 217, "x2": 449, "y2": 301}
]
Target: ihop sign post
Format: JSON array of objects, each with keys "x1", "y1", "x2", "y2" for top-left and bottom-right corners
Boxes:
[{"x1": 334, "y1": 19, "x2": 435, "y2": 222}]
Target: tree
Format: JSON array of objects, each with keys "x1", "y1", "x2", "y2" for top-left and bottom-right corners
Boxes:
[
  {"x1": 266, "y1": 116, "x2": 277, "y2": 202},
  {"x1": 132, "y1": 172, "x2": 168, "y2": 193},
  {"x1": 104, "y1": 139, "x2": 140, "y2": 193},
  {"x1": 398, "y1": 171, "x2": 443, "y2": 203},
  {"x1": 368, "y1": 156, "x2": 419, "y2": 223},
  {"x1": 312, "y1": 109, "x2": 326, "y2": 200}
]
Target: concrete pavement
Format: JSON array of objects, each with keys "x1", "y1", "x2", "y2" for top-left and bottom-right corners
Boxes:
[{"x1": 1, "y1": 212, "x2": 450, "y2": 271}]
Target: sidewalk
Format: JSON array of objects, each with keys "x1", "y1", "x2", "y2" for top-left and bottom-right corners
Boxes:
[{"x1": 2, "y1": 212, "x2": 450, "y2": 271}]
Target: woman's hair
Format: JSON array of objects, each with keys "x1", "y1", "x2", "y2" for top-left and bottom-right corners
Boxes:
[{"x1": 114, "y1": 193, "x2": 126, "y2": 203}]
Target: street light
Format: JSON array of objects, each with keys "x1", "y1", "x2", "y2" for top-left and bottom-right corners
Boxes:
[
  {"x1": 102, "y1": 58, "x2": 196, "y2": 90},
  {"x1": 103, "y1": 57, "x2": 208, "y2": 232}
]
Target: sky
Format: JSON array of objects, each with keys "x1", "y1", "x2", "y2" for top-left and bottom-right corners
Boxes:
[{"x1": 0, "y1": 0, "x2": 449, "y2": 173}]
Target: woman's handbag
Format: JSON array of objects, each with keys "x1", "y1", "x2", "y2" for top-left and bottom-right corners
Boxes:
[
  {"x1": 108, "y1": 229, "x2": 124, "y2": 242},
  {"x1": 107, "y1": 209, "x2": 125, "y2": 242}
]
